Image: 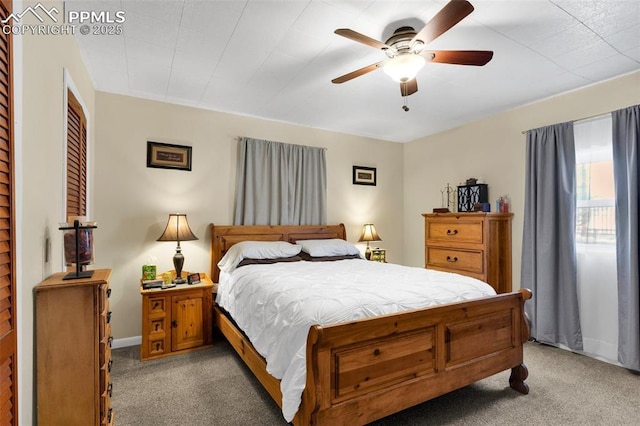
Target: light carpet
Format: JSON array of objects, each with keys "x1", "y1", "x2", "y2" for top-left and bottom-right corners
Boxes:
[{"x1": 111, "y1": 340, "x2": 640, "y2": 425}]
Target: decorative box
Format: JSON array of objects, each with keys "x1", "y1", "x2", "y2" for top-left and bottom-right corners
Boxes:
[
  {"x1": 457, "y1": 184, "x2": 488, "y2": 212},
  {"x1": 142, "y1": 264, "x2": 157, "y2": 280},
  {"x1": 370, "y1": 248, "x2": 386, "y2": 262}
]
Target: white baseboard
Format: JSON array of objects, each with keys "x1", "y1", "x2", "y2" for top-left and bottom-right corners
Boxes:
[{"x1": 112, "y1": 336, "x2": 141, "y2": 349}]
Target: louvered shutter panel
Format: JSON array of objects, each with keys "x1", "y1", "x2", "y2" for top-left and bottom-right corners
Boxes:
[
  {"x1": 0, "y1": 0, "x2": 17, "y2": 423},
  {"x1": 66, "y1": 90, "x2": 87, "y2": 218}
]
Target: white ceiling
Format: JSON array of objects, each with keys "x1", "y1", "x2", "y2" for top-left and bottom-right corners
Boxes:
[{"x1": 68, "y1": 0, "x2": 640, "y2": 142}]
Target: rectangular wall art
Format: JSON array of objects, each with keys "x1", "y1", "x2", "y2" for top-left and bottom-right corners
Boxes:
[
  {"x1": 147, "y1": 141, "x2": 192, "y2": 171},
  {"x1": 353, "y1": 166, "x2": 376, "y2": 186}
]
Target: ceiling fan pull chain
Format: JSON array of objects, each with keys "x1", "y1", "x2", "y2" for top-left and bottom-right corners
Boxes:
[{"x1": 402, "y1": 96, "x2": 409, "y2": 112}]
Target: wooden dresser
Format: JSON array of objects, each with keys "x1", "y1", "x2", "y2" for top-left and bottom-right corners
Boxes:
[
  {"x1": 423, "y1": 213, "x2": 513, "y2": 293},
  {"x1": 35, "y1": 269, "x2": 114, "y2": 426},
  {"x1": 140, "y1": 272, "x2": 213, "y2": 361}
]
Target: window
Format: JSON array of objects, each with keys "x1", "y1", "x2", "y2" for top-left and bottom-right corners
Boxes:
[
  {"x1": 66, "y1": 89, "x2": 87, "y2": 219},
  {"x1": 575, "y1": 115, "x2": 615, "y2": 244},
  {"x1": 574, "y1": 114, "x2": 618, "y2": 362}
]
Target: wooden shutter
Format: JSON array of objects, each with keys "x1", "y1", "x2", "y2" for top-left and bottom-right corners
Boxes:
[
  {"x1": 66, "y1": 90, "x2": 87, "y2": 219},
  {"x1": 0, "y1": 0, "x2": 16, "y2": 423}
]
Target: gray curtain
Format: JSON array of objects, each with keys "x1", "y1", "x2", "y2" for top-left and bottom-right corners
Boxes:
[
  {"x1": 233, "y1": 137, "x2": 327, "y2": 225},
  {"x1": 522, "y1": 122, "x2": 583, "y2": 351},
  {"x1": 612, "y1": 104, "x2": 640, "y2": 371}
]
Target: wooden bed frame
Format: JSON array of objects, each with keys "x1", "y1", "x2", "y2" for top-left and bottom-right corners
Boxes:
[{"x1": 210, "y1": 223, "x2": 531, "y2": 425}]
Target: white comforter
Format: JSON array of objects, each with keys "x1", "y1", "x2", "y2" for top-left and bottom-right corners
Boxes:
[{"x1": 216, "y1": 259, "x2": 496, "y2": 421}]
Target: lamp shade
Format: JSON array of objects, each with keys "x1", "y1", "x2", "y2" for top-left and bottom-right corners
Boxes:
[
  {"x1": 383, "y1": 53, "x2": 426, "y2": 83},
  {"x1": 358, "y1": 224, "x2": 382, "y2": 243},
  {"x1": 157, "y1": 214, "x2": 198, "y2": 243}
]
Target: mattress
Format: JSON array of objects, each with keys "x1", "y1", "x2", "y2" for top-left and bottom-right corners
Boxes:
[{"x1": 216, "y1": 258, "x2": 496, "y2": 421}]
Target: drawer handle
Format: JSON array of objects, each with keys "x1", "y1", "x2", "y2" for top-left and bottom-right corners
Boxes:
[
  {"x1": 107, "y1": 311, "x2": 112, "y2": 323},
  {"x1": 171, "y1": 320, "x2": 178, "y2": 328},
  {"x1": 106, "y1": 288, "x2": 111, "y2": 298},
  {"x1": 108, "y1": 359, "x2": 113, "y2": 372},
  {"x1": 446, "y1": 229, "x2": 458, "y2": 235},
  {"x1": 108, "y1": 336, "x2": 113, "y2": 347},
  {"x1": 108, "y1": 382, "x2": 113, "y2": 397},
  {"x1": 446, "y1": 256, "x2": 459, "y2": 263}
]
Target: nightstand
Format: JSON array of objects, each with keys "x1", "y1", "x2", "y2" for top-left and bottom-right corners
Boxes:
[{"x1": 140, "y1": 271, "x2": 214, "y2": 361}]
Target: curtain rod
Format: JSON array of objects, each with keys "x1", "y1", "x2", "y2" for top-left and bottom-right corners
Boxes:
[
  {"x1": 235, "y1": 136, "x2": 328, "y2": 150},
  {"x1": 521, "y1": 111, "x2": 610, "y2": 134}
]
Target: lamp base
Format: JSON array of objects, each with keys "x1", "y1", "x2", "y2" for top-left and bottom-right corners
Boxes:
[
  {"x1": 365, "y1": 245, "x2": 372, "y2": 260},
  {"x1": 62, "y1": 270, "x2": 94, "y2": 280},
  {"x1": 173, "y1": 249, "x2": 186, "y2": 284}
]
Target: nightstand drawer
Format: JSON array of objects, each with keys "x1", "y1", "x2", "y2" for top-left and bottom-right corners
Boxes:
[
  {"x1": 148, "y1": 296, "x2": 167, "y2": 315},
  {"x1": 426, "y1": 247, "x2": 483, "y2": 274},
  {"x1": 426, "y1": 221, "x2": 483, "y2": 244}
]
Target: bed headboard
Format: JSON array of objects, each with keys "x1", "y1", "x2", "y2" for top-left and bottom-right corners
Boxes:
[{"x1": 209, "y1": 223, "x2": 347, "y2": 282}]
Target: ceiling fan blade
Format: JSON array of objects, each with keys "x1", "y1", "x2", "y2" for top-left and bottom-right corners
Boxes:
[
  {"x1": 400, "y1": 79, "x2": 418, "y2": 97},
  {"x1": 332, "y1": 61, "x2": 386, "y2": 84},
  {"x1": 412, "y1": 0, "x2": 474, "y2": 46},
  {"x1": 423, "y1": 50, "x2": 493, "y2": 66},
  {"x1": 335, "y1": 28, "x2": 390, "y2": 50}
]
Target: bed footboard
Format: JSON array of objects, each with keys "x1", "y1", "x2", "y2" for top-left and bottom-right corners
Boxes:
[{"x1": 295, "y1": 289, "x2": 532, "y2": 425}]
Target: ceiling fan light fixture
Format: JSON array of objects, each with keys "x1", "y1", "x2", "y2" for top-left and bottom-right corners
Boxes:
[
  {"x1": 383, "y1": 53, "x2": 426, "y2": 83},
  {"x1": 411, "y1": 40, "x2": 425, "y2": 54}
]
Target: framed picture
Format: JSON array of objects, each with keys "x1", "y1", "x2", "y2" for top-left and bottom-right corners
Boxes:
[
  {"x1": 187, "y1": 273, "x2": 201, "y2": 285},
  {"x1": 147, "y1": 141, "x2": 192, "y2": 171},
  {"x1": 353, "y1": 166, "x2": 376, "y2": 186}
]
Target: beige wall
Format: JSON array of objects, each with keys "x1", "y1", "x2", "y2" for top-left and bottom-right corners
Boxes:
[
  {"x1": 403, "y1": 71, "x2": 640, "y2": 291},
  {"x1": 19, "y1": 1, "x2": 96, "y2": 423},
  {"x1": 93, "y1": 92, "x2": 404, "y2": 340}
]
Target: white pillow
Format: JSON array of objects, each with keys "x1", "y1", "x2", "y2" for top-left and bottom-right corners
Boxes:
[
  {"x1": 296, "y1": 238, "x2": 363, "y2": 258},
  {"x1": 217, "y1": 241, "x2": 302, "y2": 273}
]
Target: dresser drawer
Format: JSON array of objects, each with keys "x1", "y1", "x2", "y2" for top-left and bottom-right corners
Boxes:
[
  {"x1": 99, "y1": 283, "x2": 111, "y2": 312},
  {"x1": 101, "y1": 407, "x2": 114, "y2": 426},
  {"x1": 100, "y1": 304, "x2": 111, "y2": 339},
  {"x1": 100, "y1": 382, "x2": 112, "y2": 424},
  {"x1": 426, "y1": 247, "x2": 484, "y2": 274},
  {"x1": 100, "y1": 358, "x2": 113, "y2": 394},
  {"x1": 100, "y1": 335, "x2": 112, "y2": 366},
  {"x1": 100, "y1": 294, "x2": 110, "y2": 317},
  {"x1": 101, "y1": 311, "x2": 112, "y2": 339},
  {"x1": 426, "y1": 220, "x2": 483, "y2": 244},
  {"x1": 100, "y1": 362, "x2": 110, "y2": 395}
]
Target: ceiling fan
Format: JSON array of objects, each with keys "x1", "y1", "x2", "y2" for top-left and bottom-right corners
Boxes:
[{"x1": 331, "y1": 0, "x2": 493, "y2": 111}]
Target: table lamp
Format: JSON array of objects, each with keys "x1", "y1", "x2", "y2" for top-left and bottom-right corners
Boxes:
[
  {"x1": 157, "y1": 213, "x2": 198, "y2": 284},
  {"x1": 358, "y1": 224, "x2": 382, "y2": 260}
]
